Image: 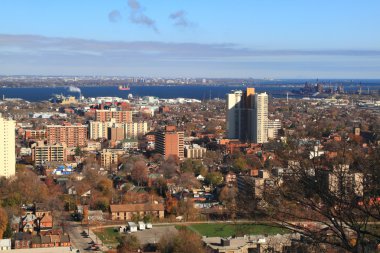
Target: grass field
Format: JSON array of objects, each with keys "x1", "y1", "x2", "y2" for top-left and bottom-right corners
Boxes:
[
  {"x1": 94, "y1": 223, "x2": 289, "y2": 245},
  {"x1": 93, "y1": 227, "x2": 119, "y2": 244},
  {"x1": 177, "y1": 223, "x2": 289, "y2": 237}
]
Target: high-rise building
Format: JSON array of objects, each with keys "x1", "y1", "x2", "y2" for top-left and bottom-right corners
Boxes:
[
  {"x1": 267, "y1": 119, "x2": 281, "y2": 139},
  {"x1": 24, "y1": 129, "x2": 46, "y2": 141},
  {"x1": 95, "y1": 109, "x2": 132, "y2": 123},
  {"x1": 100, "y1": 149, "x2": 125, "y2": 169},
  {"x1": 89, "y1": 120, "x2": 147, "y2": 140},
  {"x1": 46, "y1": 124, "x2": 87, "y2": 147},
  {"x1": 108, "y1": 127, "x2": 125, "y2": 142},
  {"x1": 155, "y1": 126, "x2": 184, "y2": 160},
  {"x1": 226, "y1": 88, "x2": 268, "y2": 143},
  {"x1": 184, "y1": 144, "x2": 207, "y2": 159},
  {"x1": 0, "y1": 113, "x2": 15, "y2": 177},
  {"x1": 89, "y1": 120, "x2": 124, "y2": 140},
  {"x1": 253, "y1": 92, "x2": 268, "y2": 144},
  {"x1": 226, "y1": 90, "x2": 244, "y2": 139},
  {"x1": 125, "y1": 122, "x2": 148, "y2": 139},
  {"x1": 32, "y1": 141, "x2": 67, "y2": 165}
]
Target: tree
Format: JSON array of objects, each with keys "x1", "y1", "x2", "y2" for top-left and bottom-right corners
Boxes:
[
  {"x1": 181, "y1": 159, "x2": 207, "y2": 176},
  {"x1": 165, "y1": 194, "x2": 178, "y2": 215},
  {"x1": 131, "y1": 160, "x2": 148, "y2": 186},
  {"x1": 161, "y1": 160, "x2": 178, "y2": 179},
  {"x1": 218, "y1": 185, "x2": 237, "y2": 219},
  {"x1": 96, "y1": 177, "x2": 114, "y2": 196},
  {"x1": 92, "y1": 197, "x2": 109, "y2": 212},
  {"x1": 233, "y1": 156, "x2": 249, "y2": 172},
  {"x1": 176, "y1": 172, "x2": 200, "y2": 191},
  {"x1": 152, "y1": 177, "x2": 168, "y2": 197},
  {"x1": 0, "y1": 208, "x2": 8, "y2": 239},
  {"x1": 178, "y1": 199, "x2": 198, "y2": 221},
  {"x1": 74, "y1": 146, "x2": 82, "y2": 156},
  {"x1": 263, "y1": 140, "x2": 380, "y2": 252},
  {"x1": 117, "y1": 234, "x2": 140, "y2": 253},
  {"x1": 159, "y1": 230, "x2": 205, "y2": 253},
  {"x1": 205, "y1": 171, "x2": 224, "y2": 186},
  {"x1": 0, "y1": 169, "x2": 49, "y2": 207}
]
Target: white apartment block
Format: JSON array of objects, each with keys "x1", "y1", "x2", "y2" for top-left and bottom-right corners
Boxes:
[
  {"x1": 0, "y1": 114, "x2": 15, "y2": 177},
  {"x1": 32, "y1": 141, "x2": 67, "y2": 165},
  {"x1": 125, "y1": 122, "x2": 148, "y2": 139},
  {"x1": 267, "y1": 119, "x2": 281, "y2": 139},
  {"x1": 253, "y1": 92, "x2": 268, "y2": 144},
  {"x1": 89, "y1": 120, "x2": 124, "y2": 140}
]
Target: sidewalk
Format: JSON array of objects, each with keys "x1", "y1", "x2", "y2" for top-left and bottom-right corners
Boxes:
[{"x1": 88, "y1": 227, "x2": 109, "y2": 252}]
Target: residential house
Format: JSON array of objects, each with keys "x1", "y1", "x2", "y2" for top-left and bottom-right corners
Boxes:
[
  {"x1": 0, "y1": 239, "x2": 11, "y2": 251},
  {"x1": 13, "y1": 232, "x2": 32, "y2": 249},
  {"x1": 31, "y1": 234, "x2": 71, "y2": 248},
  {"x1": 20, "y1": 214, "x2": 37, "y2": 233},
  {"x1": 110, "y1": 203, "x2": 165, "y2": 221}
]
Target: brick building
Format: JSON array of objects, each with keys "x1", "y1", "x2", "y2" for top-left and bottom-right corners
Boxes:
[
  {"x1": 95, "y1": 109, "x2": 132, "y2": 123},
  {"x1": 155, "y1": 126, "x2": 184, "y2": 160},
  {"x1": 46, "y1": 124, "x2": 87, "y2": 147}
]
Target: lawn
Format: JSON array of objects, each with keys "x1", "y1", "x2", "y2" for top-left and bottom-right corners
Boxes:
[
  {"x1": 94, "y1": 223, "x2": 289, "y2": 245},
  {"x1": 178, "y1": 223, "x2": 289, "y2": 237},
  {"x1": 93, "y1": 227, "x2": 119, "y2": 245}
]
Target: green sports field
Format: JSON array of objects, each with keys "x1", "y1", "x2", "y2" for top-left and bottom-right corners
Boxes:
[{"x1": 177, "y1": 223, "x2": 289, "y2": 237}]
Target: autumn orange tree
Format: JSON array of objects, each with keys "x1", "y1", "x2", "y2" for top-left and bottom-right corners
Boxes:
[
  {"x1": 0, "y1": 208, "x2": 8, "y2": 239},
  {"x1": 159, "y1": 229, "x2": 205, "y2": 253},
  {"x1": 0, "y1": 169, "x2": 49, "y2": 208},
  {"x1": 117, "y1": 234, "x2": 140, "y2": 253}
]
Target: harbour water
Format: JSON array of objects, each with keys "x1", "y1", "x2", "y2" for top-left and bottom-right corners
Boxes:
[{"x1": 0, "y1": 83, "x2": 379, "y2": 102}]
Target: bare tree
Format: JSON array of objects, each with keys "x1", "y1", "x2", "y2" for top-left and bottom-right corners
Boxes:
[
  {"x1": 131, "y1": 160, "x2": 148, "y2": 186},
  {"x1": 263, "y1": 139, "x2": 380, "y2": 252}
]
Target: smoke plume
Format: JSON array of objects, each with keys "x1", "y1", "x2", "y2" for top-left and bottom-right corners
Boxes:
[
  {"x1": 108, "y1": 10, "x2": 122, "y2": 23},
  {"x1": 68, "y1": 86, "x2": 81, "y2": 93},
  {"x1": 169, "y1": 10, "x2": 190, "y2": 27},
  {"x1": 128, "y1": 0, "x2": 158, "y2": 32}
]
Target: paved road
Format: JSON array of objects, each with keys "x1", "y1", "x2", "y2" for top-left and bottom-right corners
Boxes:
[{"x1": 65, "y1": 221, "x2": 107, "y2": 252}]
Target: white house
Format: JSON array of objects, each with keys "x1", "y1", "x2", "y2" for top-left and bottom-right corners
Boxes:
[
  {"x1": 127, "y1": 222, "x2": 137, "y2": 232},
  {"x1": 0, "y1": 239, "x2": 11, "y2": 251},
  {"x1": 138, "y1": 221, "x2": 146, "y2": 230}
]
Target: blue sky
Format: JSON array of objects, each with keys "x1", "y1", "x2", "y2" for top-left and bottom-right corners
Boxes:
[{"x1": 0, "y1": 0, "x2": 379, "y2": 78}]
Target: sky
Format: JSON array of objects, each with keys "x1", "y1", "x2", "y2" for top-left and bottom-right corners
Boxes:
[{"x1": 0, "y1": 0, "x2": 380, "y2": 78}]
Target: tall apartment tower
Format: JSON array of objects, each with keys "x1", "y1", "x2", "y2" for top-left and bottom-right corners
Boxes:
[
  {"x1": 226, "y1": 90, "x2": 244, "y2": 139},
  {"x1": 253, "y1": 92, "x2": 268, "y2": 144},
  {"x1": 155, "y1": 126, "x2": 184, "y2": 160},
  {"x1": 46, "y1": 124, "x2": 87, "y2": 147},
  {"x1": 226, "y1": 88, "x2": 268, "y2": 143},
  {"x1": 95, "y1": 109, "x2": 132, "y2": 123},
  {"x1": 0, "y1": 113, "x2": 15, "y2": 177}
]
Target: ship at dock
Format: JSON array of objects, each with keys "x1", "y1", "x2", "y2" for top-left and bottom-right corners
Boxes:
[{"x1": 118, "y1": 85, "x2": 130, "y2": 91}]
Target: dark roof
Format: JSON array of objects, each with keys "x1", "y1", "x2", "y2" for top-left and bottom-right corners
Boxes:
[
  {"x1": 50, "y1": 235, "x2": 60, "y2": 243},
  {"x1": 31, "y1": 236, "x2": 41, "y2": 244},
  {"x1": 41, "y1": 236, "x2": 51, "y2": 244},
  {"x1": 60, "y1": 234, "x2": 70, "y2": 243},
  {"x1": 35, "y1": 203, "x2": 50, "y2": 212},
  {"x1": 14, "y1": 232, "x2": 32, "y2": 241}
]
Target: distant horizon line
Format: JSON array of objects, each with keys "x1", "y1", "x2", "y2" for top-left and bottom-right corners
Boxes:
[{"x1": 1, "y1": 75, "x2": 380, "y2": 80}]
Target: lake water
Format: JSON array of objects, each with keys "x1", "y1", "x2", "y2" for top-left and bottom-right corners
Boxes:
[{"x1": 0, "y1": 83, "x2": 378, "y2": 102}]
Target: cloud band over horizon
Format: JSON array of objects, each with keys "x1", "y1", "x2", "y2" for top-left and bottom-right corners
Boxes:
[{"x1": 0, "y1": 34, "x2": 379, "y2": 78}]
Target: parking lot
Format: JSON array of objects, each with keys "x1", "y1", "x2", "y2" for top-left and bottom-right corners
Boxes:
[{"x1": 132, "y1": 225, "x2": 178, "y2": 244}]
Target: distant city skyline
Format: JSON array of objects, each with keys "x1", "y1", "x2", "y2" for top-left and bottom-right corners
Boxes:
[{"x1": 1, "y1": 0, "x2": 380, "y2": 78}]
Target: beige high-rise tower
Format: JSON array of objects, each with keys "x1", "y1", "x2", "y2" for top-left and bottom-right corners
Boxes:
[
  {"x1": 252, "y1": 92, "x2": 268, "y2": 143},
  {"x1": 0, "y1": 113, "x2": 15, "y2": 177},
  {"x1": 226, "y1": 88, "x2": 268, "y2": 143}
]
